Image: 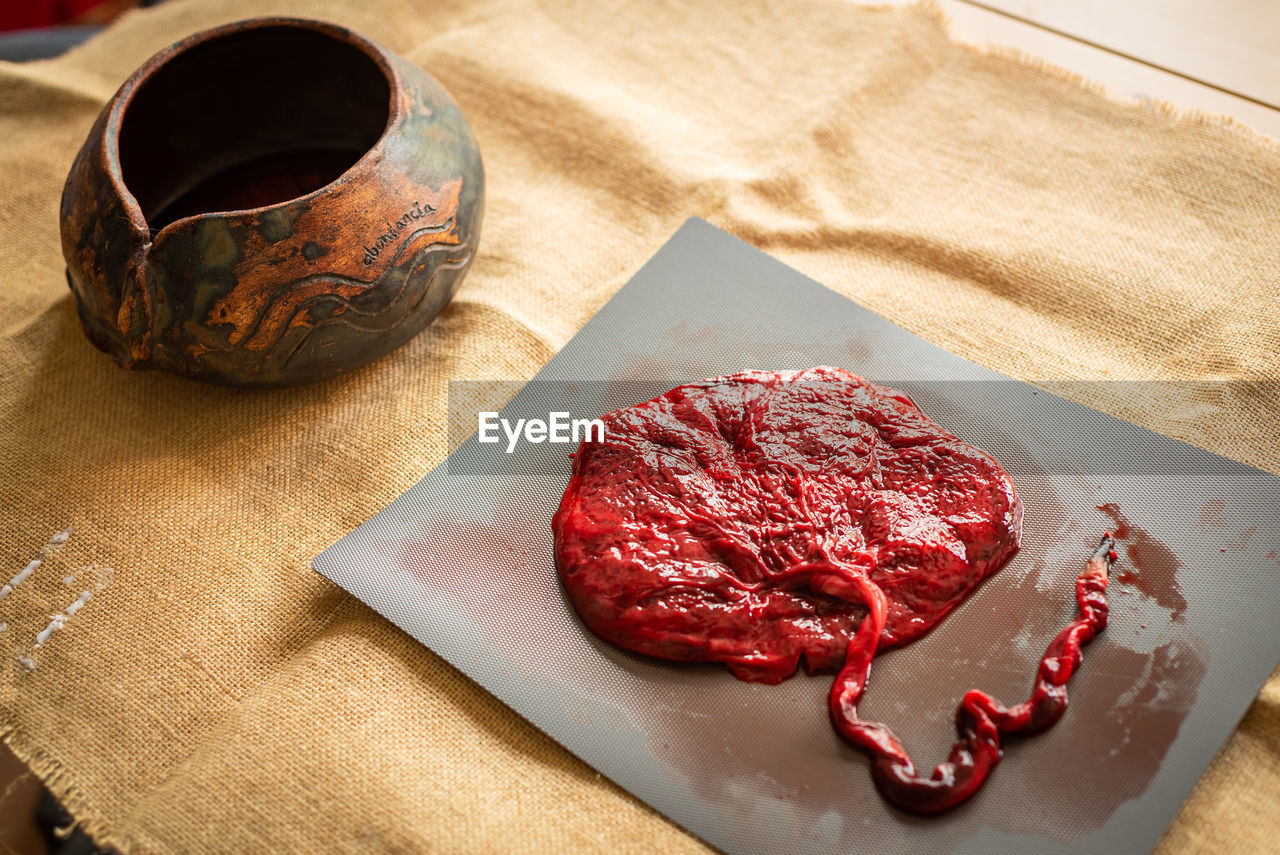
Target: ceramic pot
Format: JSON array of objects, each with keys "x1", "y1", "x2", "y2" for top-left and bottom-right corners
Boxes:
[{"x1": 60, "y1": 17, "x2": 483, "y2": 387}]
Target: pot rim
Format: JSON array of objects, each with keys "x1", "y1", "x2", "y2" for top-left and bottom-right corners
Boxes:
[{"x1": 100, "y1": 16, "x2": 403, "y2": 244}]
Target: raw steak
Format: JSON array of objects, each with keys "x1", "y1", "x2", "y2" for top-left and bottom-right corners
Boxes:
[{"x1": 553, "y1": 366, "x2": 1022, "y2": 682}]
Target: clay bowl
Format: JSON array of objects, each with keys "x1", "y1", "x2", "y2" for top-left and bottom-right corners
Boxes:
[{"x1": 60, "y1": 17, "x2": 484, "y2": 387}]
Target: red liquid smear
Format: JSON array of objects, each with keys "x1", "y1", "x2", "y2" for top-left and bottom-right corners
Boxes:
[
  {"x1": 1227, "y1": 524, "x2": 1258, "y2": 552},
  {"x1": 1097, "y1": 502, "x2": 1187, "y2": 622},
  {"x1": 1198, "y1": 498, "x2": 1227, "y2": 530}
]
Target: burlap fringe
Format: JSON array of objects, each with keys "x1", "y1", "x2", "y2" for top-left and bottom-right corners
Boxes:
[{"x1": 1, "y1": 726, "x2": 106, "y2": 850}]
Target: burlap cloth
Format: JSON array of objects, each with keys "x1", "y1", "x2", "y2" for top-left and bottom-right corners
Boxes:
[{"x1": 2, "y1": 0, "x2": 1278, "y2": 851}]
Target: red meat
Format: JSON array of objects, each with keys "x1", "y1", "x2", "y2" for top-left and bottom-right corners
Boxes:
[{"x1": 553, "y1": 366, "x2": 1023, "y2": 684}]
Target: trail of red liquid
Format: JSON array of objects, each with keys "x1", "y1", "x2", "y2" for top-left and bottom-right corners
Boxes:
[{"x1": 828, "y1": 536, "x2": 1116, "y2": 814}]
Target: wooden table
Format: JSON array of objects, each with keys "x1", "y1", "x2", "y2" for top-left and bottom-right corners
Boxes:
[{"x1": 888, "y1": 0, "x2": 1279, "y2": 138}]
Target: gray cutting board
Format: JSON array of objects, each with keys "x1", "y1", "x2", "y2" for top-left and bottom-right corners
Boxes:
[{"x1": 315, "y1": 218, "x2": 1280, "y2": 855}]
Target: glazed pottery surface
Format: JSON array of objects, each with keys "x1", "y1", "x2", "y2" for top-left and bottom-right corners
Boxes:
[{"x1": 60, "y1": 17, "x2": 484, "y2": 386}]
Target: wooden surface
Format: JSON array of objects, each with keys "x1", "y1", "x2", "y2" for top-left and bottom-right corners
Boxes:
[
  {"x1": 0, "y1": 743, "x2": 47, "y2": 855},
  {"x1": 891, "y1": 0, "x2": 1280, "y2": 139},
  {"x1": 962, "y1": 0, "x2": 1277, "y2": 108}
]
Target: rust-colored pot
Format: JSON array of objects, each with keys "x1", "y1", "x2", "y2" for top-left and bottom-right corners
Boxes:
[{"x1": 60, "y1": 17, "x2": 483, "y2": 386}]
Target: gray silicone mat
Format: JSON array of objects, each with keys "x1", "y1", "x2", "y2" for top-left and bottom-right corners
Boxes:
[{"x1": 315, "y1": 218, "x2": 1280, "y2": 855}]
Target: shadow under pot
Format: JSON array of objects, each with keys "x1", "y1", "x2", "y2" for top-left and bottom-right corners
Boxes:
[{"x1": 60, "y1": 17, "x2": 484, "y2": 387}]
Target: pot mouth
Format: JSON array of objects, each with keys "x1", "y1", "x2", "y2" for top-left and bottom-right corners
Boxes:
[{"x1": 106, "y1": 17, "x2": 398, "y2": 239}]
